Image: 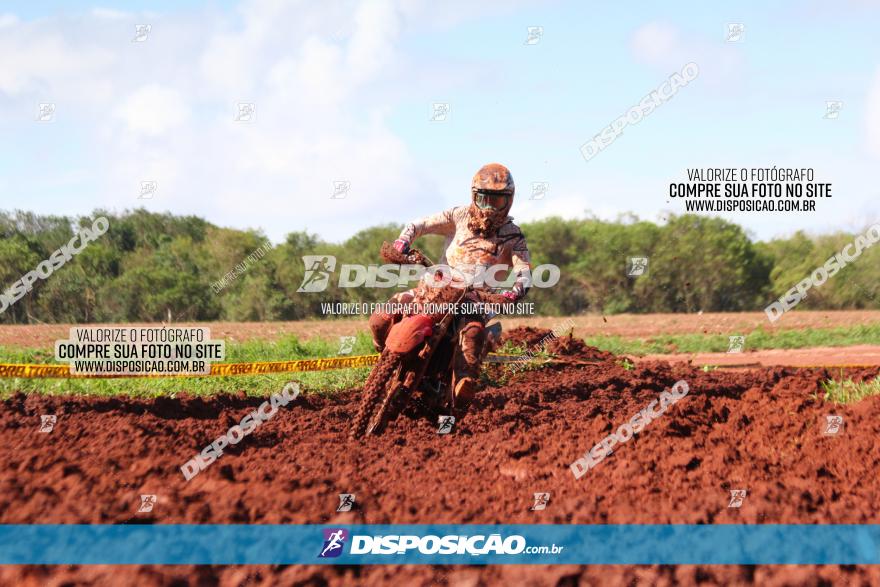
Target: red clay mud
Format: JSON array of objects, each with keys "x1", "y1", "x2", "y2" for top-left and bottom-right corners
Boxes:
[
  {"x1": 501, "y1": 327, "x2": 616, "y2": 362},
  {"x1": 1, "y1": 327, "x2": 879, "y2": 585}
]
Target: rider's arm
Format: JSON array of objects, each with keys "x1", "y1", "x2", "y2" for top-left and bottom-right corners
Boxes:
[
  {"x1": 507, "y1": 228, "x2": 532, "y2": 300},
  {"x1": 398, "y1": 208, "x2": 457, "y2": 244}
]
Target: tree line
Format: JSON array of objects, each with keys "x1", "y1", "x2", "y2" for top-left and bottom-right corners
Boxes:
[{"x1": 0, "y1": 208, "x2": 877, "y2": 324}]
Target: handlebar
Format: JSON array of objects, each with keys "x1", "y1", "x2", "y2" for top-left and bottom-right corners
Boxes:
[
  {"x1": 380, "y1": 241, "x2": 514, "y2": 312},
  {"x1": 380, "y1": 241, "x2": 433, "y2": 267},
  {"x1": 468, "y1": 290, "x2": 511, "y2": 307}
]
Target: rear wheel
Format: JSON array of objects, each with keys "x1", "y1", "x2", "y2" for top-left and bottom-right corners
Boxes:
[{"x1": 350, "y1": 350, "x2": 404, "y2": 439}]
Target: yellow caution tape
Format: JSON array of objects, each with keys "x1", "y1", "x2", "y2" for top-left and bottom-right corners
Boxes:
[
  {"x1": 209, "y1": 354, "x2": 380, "y2": 376},
  {"x1": 0, "y1": 364, "x2": 72, "y2": 379},
  {"x1": 0, "y1": 353, "x2": 528, "y2": 379}
]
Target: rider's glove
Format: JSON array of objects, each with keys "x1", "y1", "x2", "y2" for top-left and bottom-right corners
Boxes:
[
  {"x1": 393, "y1": 239, "x2": 410, "y2": 254},
  {"x1": 501, "y1": 290, "x2": 520, "y2": 302}
]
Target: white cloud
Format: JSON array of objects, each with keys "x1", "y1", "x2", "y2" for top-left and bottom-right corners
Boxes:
[
  {"x1": 866, "y1": 68, "x2": 880, "y2": 159},
  {"x1": 631, "y1": 22, "x2": 680, "y2": 67},
  {"x1": 0, "y1": 13, "x2": 19, "y2": 28},
  {"x1": 10, "y1": 3, "x2": 868, "y2": 245},
  {"x1": 113, "y1": 85, "x2": 190, "y2": 136},
  {"x1": 347, "y1": 0, "x2": 401, "y2": 82},
  {"x1": 0, "y1": 0, "x2": 439, "y2": 241},
  {"x1": 629, "y1": 21, "x2": 744, "y2": 91},
  {"x1": 91, "y1": 8, "x2": 130, "y2": 20},
  {"x1": 0, "y1": 25, "x2": 116, "y2": 97}
]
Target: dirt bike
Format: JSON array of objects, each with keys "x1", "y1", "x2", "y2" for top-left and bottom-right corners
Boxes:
[{"x1": 349, "y1": 242, "x2": 509, "y2": 439}]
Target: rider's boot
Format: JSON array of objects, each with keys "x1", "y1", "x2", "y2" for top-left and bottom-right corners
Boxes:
[
  {"x1": 453, "y1": 376, "x2": 479, "y2": 406},
  {"x1": 483, "y1": 321, "x2": 502, "y2": 360},
  {"x1": 454, "y1": 321, "x2": 486, "y2": 410}
]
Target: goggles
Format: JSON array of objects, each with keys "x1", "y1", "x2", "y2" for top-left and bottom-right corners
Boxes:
[{"x1": 474, "y1": 190, "x2": 512, "y2": 211}]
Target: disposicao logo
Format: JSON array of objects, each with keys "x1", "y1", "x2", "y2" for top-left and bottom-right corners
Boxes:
[
  {"x1": 298, "y1": 256, "x2": 336, "y2": 293},
  {"x1": 297, "y1": 255, "x2": 560, "y2": 292},
  {"x1": 318, "y1": 528, "x2": 348, "y2": 558},
  {"x1": 316, "y1": 529, "x2": 564, "y2": 558}
]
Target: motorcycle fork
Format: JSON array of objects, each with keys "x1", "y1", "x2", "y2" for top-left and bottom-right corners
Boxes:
[
  {"x1": 406, "y1": 311, "x2": 453, "y2": 390},
  {"x1": 409, "y1": 291, "x2": 465, "y2": 398},
  {"x1": 411, "y1": 289, "x2": 469, "y2": 408}
]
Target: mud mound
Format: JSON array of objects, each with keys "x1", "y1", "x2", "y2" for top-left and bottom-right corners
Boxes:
[
  {"x1": 545, "y1": 332, "x2": 616, "y2": 362},
  {"x1": 2, "y1": 357, "x2": 879, "y2": 585},
  {"x1": 500, "y1": 325, "x2": 555, "y2": 348},
  {"x1": 500, "y1": 326, "x2": 617, "y2": 363}
]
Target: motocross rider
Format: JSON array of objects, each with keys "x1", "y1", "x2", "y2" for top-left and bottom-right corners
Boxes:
[{"x1": 368, "y1": 163, "x2": 532, "y2": 406}]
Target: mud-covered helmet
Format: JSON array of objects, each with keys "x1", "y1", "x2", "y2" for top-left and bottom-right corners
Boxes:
[
  {"x1": 471, "y1": 163, "x2": 515, "y2": 213},
  {"x1": 467, "y1": 163, "x2": 515, "y2": 236}
]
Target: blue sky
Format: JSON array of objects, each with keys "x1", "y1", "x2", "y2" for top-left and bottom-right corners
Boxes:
[{"x1": 1, "y1": 0, "x2": 878, "y2": 243}]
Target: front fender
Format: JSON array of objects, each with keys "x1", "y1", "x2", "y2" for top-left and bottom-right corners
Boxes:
[{"x1": 385, "y1": 315, "x2": 435, "y2": 353}]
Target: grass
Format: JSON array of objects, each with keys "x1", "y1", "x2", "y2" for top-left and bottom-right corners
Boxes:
[
  {"x1": 488, "y1": 341, "x2": 553, "y2": 386},
  {"x1": 1, "y1": 322, "x2": 878, "y2": 399},
  {"x1": 821, "y1": 376, "x2": 880, "y2": 404},
  {"x1": 584, "y1": 323, "x2": 880, "y2": 356},
  {"x1": 618, "y1": 358, "x2": 635, "y2": 370}
]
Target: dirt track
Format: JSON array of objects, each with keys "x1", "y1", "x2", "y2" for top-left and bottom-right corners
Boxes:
[
  {"x1": 2, "y1": 310, "x2": 878, "y2": 348},
  {"x1": 642, "y1": 344, "x2": 880, "y2": 368},
  {"x1": 1, "y1": 330, "x2": 879, "y2": 585}
]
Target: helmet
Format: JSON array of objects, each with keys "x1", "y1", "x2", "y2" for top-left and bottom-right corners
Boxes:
[
  {"x1": 468, "y1": 163, "x2": 515, "y2": 236},
  {"x1": 471, "y1": 163, "x2": 514, "y2": 213}
]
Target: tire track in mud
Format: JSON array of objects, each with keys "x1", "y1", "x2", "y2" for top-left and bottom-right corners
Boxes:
[{"x1": 1, "y1": 328, "x2": 879, "y2": 585}]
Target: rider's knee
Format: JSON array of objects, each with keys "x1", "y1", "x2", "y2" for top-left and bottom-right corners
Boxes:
[
  {"x1": 459, "y1": 321, "x2": 486, "y2": 347},
  {"x1": 369, "y1": 311, "x2": 392, "y2": 332}
]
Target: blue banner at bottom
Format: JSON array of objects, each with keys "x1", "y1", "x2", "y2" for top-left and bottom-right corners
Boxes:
[{"x1": 1, "y1": 525, "x2": 879, "y2": 565}]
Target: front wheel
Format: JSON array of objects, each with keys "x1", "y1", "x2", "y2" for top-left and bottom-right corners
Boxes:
[{"x1": 350, "y1": 349, "x2": 404, "y2": 439}]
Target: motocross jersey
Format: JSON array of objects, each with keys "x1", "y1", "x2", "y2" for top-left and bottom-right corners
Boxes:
[{"x1": 399, "y1": 206, "x2": 533, "y2": 297}]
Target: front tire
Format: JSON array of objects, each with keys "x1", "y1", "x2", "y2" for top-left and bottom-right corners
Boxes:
[{"x1": 350, "y1": 349, "x2": 404, "y2": 439}]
